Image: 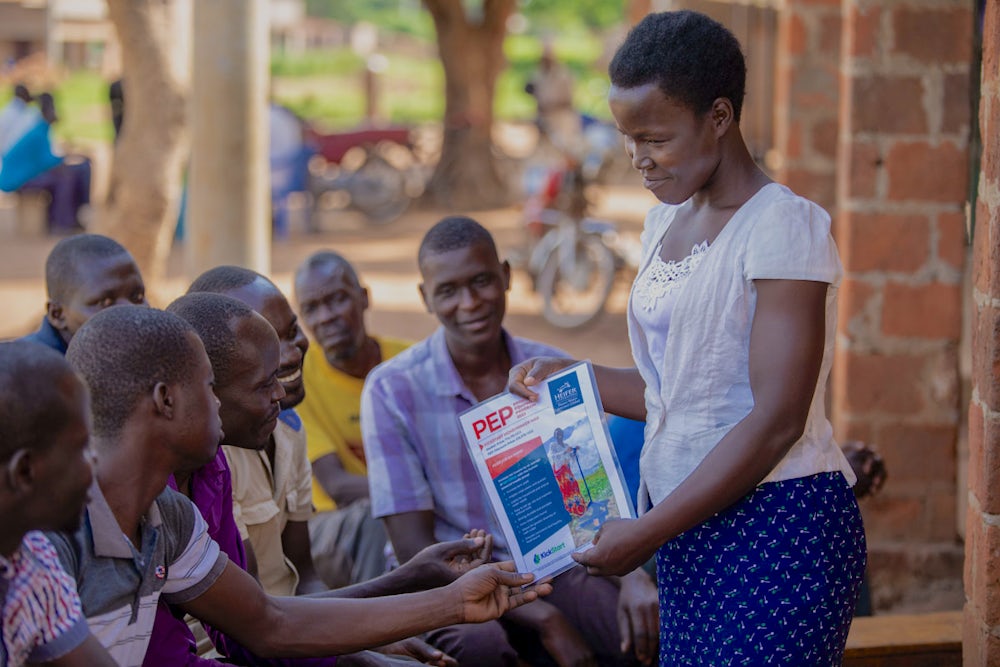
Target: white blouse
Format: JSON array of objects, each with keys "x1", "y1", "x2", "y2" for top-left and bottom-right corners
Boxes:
[
  {"x1": 627, "y1": 183, "x2": 855, "y2": 510},
  {"x1": 632, "y1": 240, "x2": 709, "y2": 378}
]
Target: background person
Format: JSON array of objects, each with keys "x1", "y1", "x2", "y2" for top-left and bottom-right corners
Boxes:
[
  {"x1": 0, "y1": 92, "x2": 92, "y2": 234},
  {"x1": 363, "y1": 216, "x2": 658, "y2": 667},
  {"x1": 294, "y1": 251, "x2": 409, "y2": 588},
  {"x1": 19, "y1": 233, "x2": 147, "y2": 354}
]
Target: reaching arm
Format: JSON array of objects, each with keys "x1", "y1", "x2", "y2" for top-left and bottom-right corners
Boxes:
[
  {"x1": 312, "y1": 453, "x2": 369, "y2": 506},
  {"x1": 383, "y1": 509, "x2": 438, "y2": 565},
  {"x1": 180, "y1": 560, "x2": 547, "y2": 658},
  {"x1": 575, "y1": 279, "x2": 830, "y2": 575},
  {"x1": 316, "y1": 531, "x2": 493, "y2": 599},
  {"x1": 508, "y1": 359, "x2": 647, "y2": 421},
  {"x1": 281, "y1": 519, "x2": 326, "y2": 595}
]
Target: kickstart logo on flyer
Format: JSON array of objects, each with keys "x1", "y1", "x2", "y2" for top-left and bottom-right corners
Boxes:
[
  {"x1": 549, "y1": 374, "x2": 583, "y2": 414},
  {"x1": 533, "y1": 542, "x2": 567, "y2": 565}
]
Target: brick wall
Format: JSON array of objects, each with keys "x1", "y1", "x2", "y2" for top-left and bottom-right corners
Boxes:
[
  {"x1": 773, "y1": 0, "x2": 841, "y2": 216},
  {"x1": 965, "y1": 0, "x2": 1000, "y2": 662},
  {"x1": 833, "y1": 0, "x2": 971, "y2": 610}
]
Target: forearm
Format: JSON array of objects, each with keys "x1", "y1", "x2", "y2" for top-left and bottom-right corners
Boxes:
[
  {"x1": 282, "y1": 521, "x2": 326, "y2": 595},
  {"x1": 329, "y1": 475, "x2": 370, "y2": 506},
  {"x1": 638, "y1": 412, "x2": 803, "y2": 551},
  {"x1": 312, "y1": 454, "x2": 370, "y2": 506},
  {"x1": 242, "y1": 590, "x2": 462, "y2": 657},
  {"x1": 311, "y1": 565, "x2": 420, "y2": 599},
  {"x1": 591, "y1": 366, "x2": 646, "y2": 421}
]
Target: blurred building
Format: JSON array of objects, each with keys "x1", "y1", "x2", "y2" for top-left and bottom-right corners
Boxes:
[{"x1": 0, "y1": 0, "x2": 310, "y2": 75}]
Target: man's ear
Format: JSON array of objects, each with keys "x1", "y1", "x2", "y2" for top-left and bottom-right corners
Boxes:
[
  {"x1": 46, "y1": 300, "x2": 67, "y2": 332},
  {"x1": 361, "y1": 286, "x2": 370, "y2": 311},
  {"x1": 152, "y1": 381, "x2": 174, "y2": 419},
  {"x1": 418, "y1": 283, "x2": 431, "y2": 313},
  {"x1": 501, "y1": 260, "x2": 512, "y2": 292},
  {"x1": 5, "y1": 449, "x2": 34, "y2": 495}
]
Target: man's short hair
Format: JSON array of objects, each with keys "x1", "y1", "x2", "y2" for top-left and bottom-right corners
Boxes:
[
  {"x1": 417, "y1": 216, "x2": 498, "y2": 268},
  {"x1": 294, "y1": 251, "x2": 361, "y2": 289},
  {"x1": 0, "y1": 341, "x2": 81, "y2": 463},
  {"x1": 188, "y1": 265, "x2": 276, "y2": 295},
  {"x1": 66, "y1": 306, "x2": 198, "y2": 437},
  {"x1": 45, "y1": 234, "x2": 133, "y2": 302},
  {"x1": 166, "y1": 293, "x2": 257, "y2": 382}
]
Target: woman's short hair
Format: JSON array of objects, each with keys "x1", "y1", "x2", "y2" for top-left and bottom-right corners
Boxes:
[{"x1": 609, "y1": 10, "x2": 747, "y2": 122}]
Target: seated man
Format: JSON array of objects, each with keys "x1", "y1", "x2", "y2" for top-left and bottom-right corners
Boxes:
[
  {"x1": 0, "y1": 341, "x2": 114, "y2": 666},
  {"x1": 0, "y1": 93, "x2": 92, "y2": 233},
  {"x1": 20, "y1": 233, "x2": 146, "y2": 353},
  {"x1": 168, "y1": 290, "x2": 467, "y2": 667},
  {"x1": 186, "y1": 266, "x2": 322, "y2": 596},
  {"x1": 0, "y1": 84, "x2": 39, "y2": 156},
  {"x1": 362, "y1": 217, "x2": 659, "y2": 667},
  {"x1": 49, "y1": 304, "x2": 545, "y2": 666},
  {"x1": 293, "y1": 251, "x2": 410, "y2": 587}
]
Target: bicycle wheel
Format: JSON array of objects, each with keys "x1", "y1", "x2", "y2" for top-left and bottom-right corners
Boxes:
[
  {"x1": 537, "y1": 234, "x2": 617, "y2": 329},
  {"x1": 349, "y1": 150, "x2": 410, "y2": 223}
]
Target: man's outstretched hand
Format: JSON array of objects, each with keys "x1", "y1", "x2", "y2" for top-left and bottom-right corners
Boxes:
[
  {"x1": 450, "y1": 562, "x2": 552, "y2": 624},
  {"x1": 405, "y1": 529, "x2": 494, "y2": 589}
]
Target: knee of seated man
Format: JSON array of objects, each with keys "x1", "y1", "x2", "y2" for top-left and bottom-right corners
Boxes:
[{"x1": 426, "y1": 620, "x2": 518, "y2": 667}]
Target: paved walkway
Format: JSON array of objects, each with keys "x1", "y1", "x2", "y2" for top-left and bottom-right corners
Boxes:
[{"x1": 0, "y1": 184, "x2": 656, "y2": 369}]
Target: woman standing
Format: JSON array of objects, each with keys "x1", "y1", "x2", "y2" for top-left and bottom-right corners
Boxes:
[{"x1": 509, "y1": 11, "x2": 865, "y2": 666}]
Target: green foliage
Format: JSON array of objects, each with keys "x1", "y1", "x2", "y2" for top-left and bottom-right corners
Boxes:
[
  {"x1": 37, "y1": 3, "x2": 618, "y2": 140},
  {"x1": 304, "y1": 0, "x2": 434, "y2": 39},
  {"x1": 271, "y1": 49, "x2": 364, "y2": 77},
  {"x1": 517, "y1": 0, "x2": 624, "y2": 31}
]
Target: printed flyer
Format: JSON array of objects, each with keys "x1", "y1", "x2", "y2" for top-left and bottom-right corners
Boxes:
[{"x1": 458, "y1": 361, "x2": 635, "y2": 580}]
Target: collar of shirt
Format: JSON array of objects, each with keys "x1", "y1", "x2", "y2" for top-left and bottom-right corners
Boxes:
[
  {"x1": 86, "y1": 478, "x2": 163, "y2": 559},
  {"x1": 427, "y1": 327, "x2": 528, "y2": 401}
]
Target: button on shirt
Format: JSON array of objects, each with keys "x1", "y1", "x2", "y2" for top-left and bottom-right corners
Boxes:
[{"x1": 362, "y1": 327, "x2": 565, "y2": 560}]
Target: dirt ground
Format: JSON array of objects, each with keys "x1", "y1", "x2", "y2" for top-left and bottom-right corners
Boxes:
[{"x1": 0, "y1": 182, "x2": 659, "y2": 370}]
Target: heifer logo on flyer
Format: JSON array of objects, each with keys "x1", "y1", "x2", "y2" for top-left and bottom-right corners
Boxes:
[{"x1": 549, "y1": 375, "x2": 583, "y2": 414}]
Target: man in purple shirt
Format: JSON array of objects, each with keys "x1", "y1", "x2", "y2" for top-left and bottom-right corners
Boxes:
[
  {"x1": 154, "y1": 292, "x2": 496, "y2": 667},
  {"x1": 362, "y1": 217, "x2": 659, "y2": 667}
]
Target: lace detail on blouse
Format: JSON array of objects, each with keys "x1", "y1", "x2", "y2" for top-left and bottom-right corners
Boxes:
[{"x1": 634, "y1": 240, "x2": 710, "y2": 312}]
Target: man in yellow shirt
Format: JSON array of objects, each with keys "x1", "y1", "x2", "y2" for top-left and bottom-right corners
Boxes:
[{"x1": 294, "y1": 251, "x2": 410, "y2": 587}]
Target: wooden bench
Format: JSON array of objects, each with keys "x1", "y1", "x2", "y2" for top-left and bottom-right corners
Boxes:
[{"x1": 844, "y1": 611, "x2": 962, "y2": 666}]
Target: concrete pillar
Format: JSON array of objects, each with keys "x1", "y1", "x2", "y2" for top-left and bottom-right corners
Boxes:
[
  {"x1": 965, "y1": 1, "x2": 1000, "y2": 662},
  {"x1": 834, "y1": 0, "x2": 972, "y2": 610},
  {"x1": 186, "y1": 0, "x2": 270, "y2": 276},
  {"x1": 772, "y1": 0, "x2": 841, "y2": 216}
]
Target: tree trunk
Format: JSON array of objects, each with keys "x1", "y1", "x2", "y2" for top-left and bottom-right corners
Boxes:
[
  {"x1": 100, "y1": 0, "x2": 190, "y2": 294},
  {"x1": 422, "y1": 0, "x2": 514, "y2": 210}
]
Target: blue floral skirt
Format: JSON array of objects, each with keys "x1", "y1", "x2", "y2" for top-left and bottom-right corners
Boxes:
[{"x1": 655, "y1": 472, "x2": 865, "y2": 666}]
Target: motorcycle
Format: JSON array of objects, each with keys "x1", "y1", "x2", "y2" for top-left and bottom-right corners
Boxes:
[{"x1": 518, "y1": 119, "x2": 635, "y2": 329}]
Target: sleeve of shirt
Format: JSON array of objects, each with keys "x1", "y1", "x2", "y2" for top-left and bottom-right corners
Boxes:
[
  {"x1": 23, "y1": 533, "x2": 91, "y2": 664},
  {"x1": 361, "y1": 367, "x2": 435, "y2": 519},
  {"x1": 744, "y1": 195, "x2": 842, "y2": 286},
  {"x1": 288, "y1": 424, "x2": 316, "y2": 521},
  {"x1": 160, "y1": 499, "x2": 229, "y2": 605}
]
